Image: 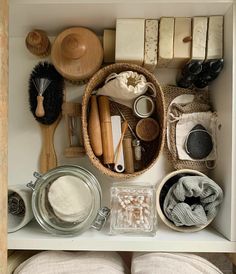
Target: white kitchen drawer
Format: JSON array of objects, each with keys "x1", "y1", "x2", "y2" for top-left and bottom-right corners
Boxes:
[{"x1": 8, "y1": 0, "x2": 236, "y2": 252}]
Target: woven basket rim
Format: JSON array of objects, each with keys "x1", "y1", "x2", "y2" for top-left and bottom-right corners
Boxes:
[{"x1": 82, "y1": 63, "x2": 166, "y2": 179}]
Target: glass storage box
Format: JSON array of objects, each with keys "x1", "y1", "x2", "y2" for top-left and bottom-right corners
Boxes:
[{"x1": 110, "y1": 184, "x2": 157, "y2": 236}]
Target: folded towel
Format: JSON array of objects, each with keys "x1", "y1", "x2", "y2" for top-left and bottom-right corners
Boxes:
[{"x1": 163, "y1": 176, "x2": 223, "y2": 226}]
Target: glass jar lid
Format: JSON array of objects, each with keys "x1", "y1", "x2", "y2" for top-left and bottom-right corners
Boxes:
[{"x1": 28, "y1": 165, "x2": 102, "y2": 236}]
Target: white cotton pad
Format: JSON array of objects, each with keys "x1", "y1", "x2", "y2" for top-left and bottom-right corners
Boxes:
[{"x1": 48, "y1": 175, "x2": 92, "y2": 223}]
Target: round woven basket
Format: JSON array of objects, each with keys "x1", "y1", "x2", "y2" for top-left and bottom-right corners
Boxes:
[{"x1": 82, "y1": 63, "x2": 165, "y2": 179}]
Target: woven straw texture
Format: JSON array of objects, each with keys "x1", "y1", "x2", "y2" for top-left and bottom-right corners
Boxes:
[
  {"x1": 82, "y1": 63, "x2": 165, "y2": 179},
  {"x1": 163, "y1": 85, "x2": 213, "y2": 173}
]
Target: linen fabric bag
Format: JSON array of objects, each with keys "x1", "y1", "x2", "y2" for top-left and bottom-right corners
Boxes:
[
  {"x1": 14, "y1": 251, "x2": 129, "y2": 274},
  {"x1": 131, "y1": 253, "x2": 223, "y2": 274}
]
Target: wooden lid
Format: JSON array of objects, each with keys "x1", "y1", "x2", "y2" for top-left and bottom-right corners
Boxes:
[
  {"x1": 25, "y1": 29, "x2": 51, "y2": 56},
  {"x1": 51, "y1": 27, "x2": 103, "y2": 81}
]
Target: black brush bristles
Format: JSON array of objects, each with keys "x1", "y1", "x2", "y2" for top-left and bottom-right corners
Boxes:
[{"x1": 28, "y1": 62, "x2": 64, "y2": 125}]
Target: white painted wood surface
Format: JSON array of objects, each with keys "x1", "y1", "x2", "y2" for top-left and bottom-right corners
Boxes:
[{"x1": 8, "y1": 221, "x2": 236, "y2": 252}]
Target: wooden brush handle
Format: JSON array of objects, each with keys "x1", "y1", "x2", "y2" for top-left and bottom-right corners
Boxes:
[
  {"x1": 88, "y1": 95, "x2": 103, "y2": 156},
  {"x1": 39, "y1": 117, "x2": 60, "y2": 173},
  {"x1": 123, "y1": 138, "x2": 134, "y2": 173},
  {"x1": 98, "y1": 96, "x2": 114, "y2": 164},
  {"x1": 35, "y1": 95, "x2": 45, "y2": 117}
]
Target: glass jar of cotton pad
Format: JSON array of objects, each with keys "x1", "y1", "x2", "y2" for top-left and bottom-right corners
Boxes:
[{"x1": 27, "y1": 165, "x2": 109, "y2": 236}]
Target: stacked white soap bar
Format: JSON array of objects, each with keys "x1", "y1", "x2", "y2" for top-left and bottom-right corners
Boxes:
[
  {"x1": 114, "y1": 16, "x2": 224, "y2": 69},
  {"x1": 158, "y1": 17, "x2": 175, "y2": 68},
  {"x1": 191, "y1": 17, "x2": 208, "y2": 60},
  {"x1": 172, "y1": 17, "x2": 192, "y2": 68},
  {"x1": 115, "y1": 19, "x2": 145, "y2": 65},
  {"x1": 207, "y1": 16, "x2": 224, "y2": 59},
  {"x1": 143, "y1": 19, "x2": 159, "y2": 71}
]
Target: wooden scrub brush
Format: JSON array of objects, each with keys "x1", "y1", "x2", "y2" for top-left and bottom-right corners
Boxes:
[{"x1": 29, "y1": 62, "x2": 64, "y2": 173}]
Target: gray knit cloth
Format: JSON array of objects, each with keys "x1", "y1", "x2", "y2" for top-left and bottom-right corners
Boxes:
[{"x1": 163, "y1": 176, "x2": 223, "y2": 227}]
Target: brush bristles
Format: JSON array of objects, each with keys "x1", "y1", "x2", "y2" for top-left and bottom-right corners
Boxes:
[{"x1": 29, "y1": 62, "x2": 64, "y2": 125}]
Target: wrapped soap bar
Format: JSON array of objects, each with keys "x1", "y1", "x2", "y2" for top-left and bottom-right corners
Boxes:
[
  {"x1": 206, "y1": 16, "x2": 223, "y2": 60},
  {"x1": 158, "y1": 17, "x2": 174, "y2": 68},
  {"x1": 191, "y1": 17, "x2": 208, "y2": 60},
  {"x1": 144, "y1": 19, "x2": 158, "y2": 72},
  {"x1": 110, "y1": 184, "x2": 156, "y2": 236},
  {"x1": 115, "y1": 19, "x2": 145, "y2": 65},
  {"x1": 172, "y1": 17, "x2": 192, "y2": 68}
]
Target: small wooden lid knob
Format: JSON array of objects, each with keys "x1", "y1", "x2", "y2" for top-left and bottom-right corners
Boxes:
[
  {"x1": 61, "y1": 34, "x2": 86, "y2": 59},
  {"x1": 26, "y1": 30, "x2": 43, "y2": 47},
  {"x1": 25, "y1": 29, "x2": 51, "y2": 57}
]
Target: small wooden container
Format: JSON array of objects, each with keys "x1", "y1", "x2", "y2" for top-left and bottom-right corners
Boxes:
[
  {"x1": 25, "y1": 29, "x2": 51, "y2": 57},
  {"x1": 51, "y1": 27, "x2": 103, "y2": 81},
  {"x1": 136, "y1": 118, "x2": 159, "y2": 141}
]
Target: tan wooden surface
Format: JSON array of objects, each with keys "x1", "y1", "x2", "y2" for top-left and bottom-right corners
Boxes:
[
  {"x1": 51, "y1": 27, "x2": 103, "y2": 81},
  {"x1": 88, "y1": 95, "x2": 103, "y2": 157},
  {"x1": 0, "y1": 0, "x2": 8, "y2": 273},
  {"x1": 39, "y1": 117, "x2": 61, "y2": 174}
]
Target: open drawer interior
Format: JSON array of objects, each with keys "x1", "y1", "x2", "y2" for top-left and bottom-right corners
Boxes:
[{"x1": 8, "y1": 0, "x2": 236, "y2": 251}]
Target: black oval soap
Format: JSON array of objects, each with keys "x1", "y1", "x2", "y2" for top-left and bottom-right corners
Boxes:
[{"x1": 185, "y1": 124, "x2": 213, "y2": 160}]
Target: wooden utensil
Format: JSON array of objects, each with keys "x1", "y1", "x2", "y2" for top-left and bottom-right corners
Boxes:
[
  {"x1": 98, "y1": 96, "x2": 114, "y2": 164},
  {"x1": 123, "y1": 138, "x2": 134, "y2": 173},
  {"x1": 88, "y1": 95, "x2": 103, "y2": 157}
]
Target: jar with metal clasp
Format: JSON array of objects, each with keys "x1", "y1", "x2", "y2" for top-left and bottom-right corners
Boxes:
[{"x1": 27, "y1": 165, "x2": 110, "y2": 236}]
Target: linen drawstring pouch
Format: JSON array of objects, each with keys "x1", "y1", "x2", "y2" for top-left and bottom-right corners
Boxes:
[
  {"x1": 131, "y1": 252, "x2": 223, "y2": 274},
  {"x1": 163, "y1": 176, "x2": 223, "y2": 227},
  {"x1": 172, "y1": 110, "x2": 217, "y2": 161},
  {"x1": 166, "y1": 90, "x2": 216, "y2": 172},
  {"x1": 14, "y1": 251, "x2": 130, "y2": 274},
  {"x1": 96, "y1": 71, "x2": 156, "y2": 108}
]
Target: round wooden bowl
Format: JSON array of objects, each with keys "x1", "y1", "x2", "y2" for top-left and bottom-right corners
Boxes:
[
  {"x1": 82, "y1": 63, "x2": 166, "y2": 179},
  {"x1": 156, "y1": 169, "x2": 214, "y2": 232}
]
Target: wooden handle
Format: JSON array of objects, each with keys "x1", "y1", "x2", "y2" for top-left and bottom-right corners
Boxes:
[
  {"x1": 88, "y1": 95, "x2": 103, "y2": 156},
  {"x1": 98, "y1": 96, "x2": 111, "y2": 122},
  {"x1": 39, "y1": 117, "x2": 61, "y2": 173},
  {"x1": 35, "y1": 95, "x2": 45, "y2": 117},
  {"x1": 98, "y1": 96, "x2": 114, "y2": 164},
  {"x1": 123, "y1": 138, "x2": 134, "y2": 173},
  {"x1": 61, "y1": 33, "x2": 86, "y2": 59}
]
